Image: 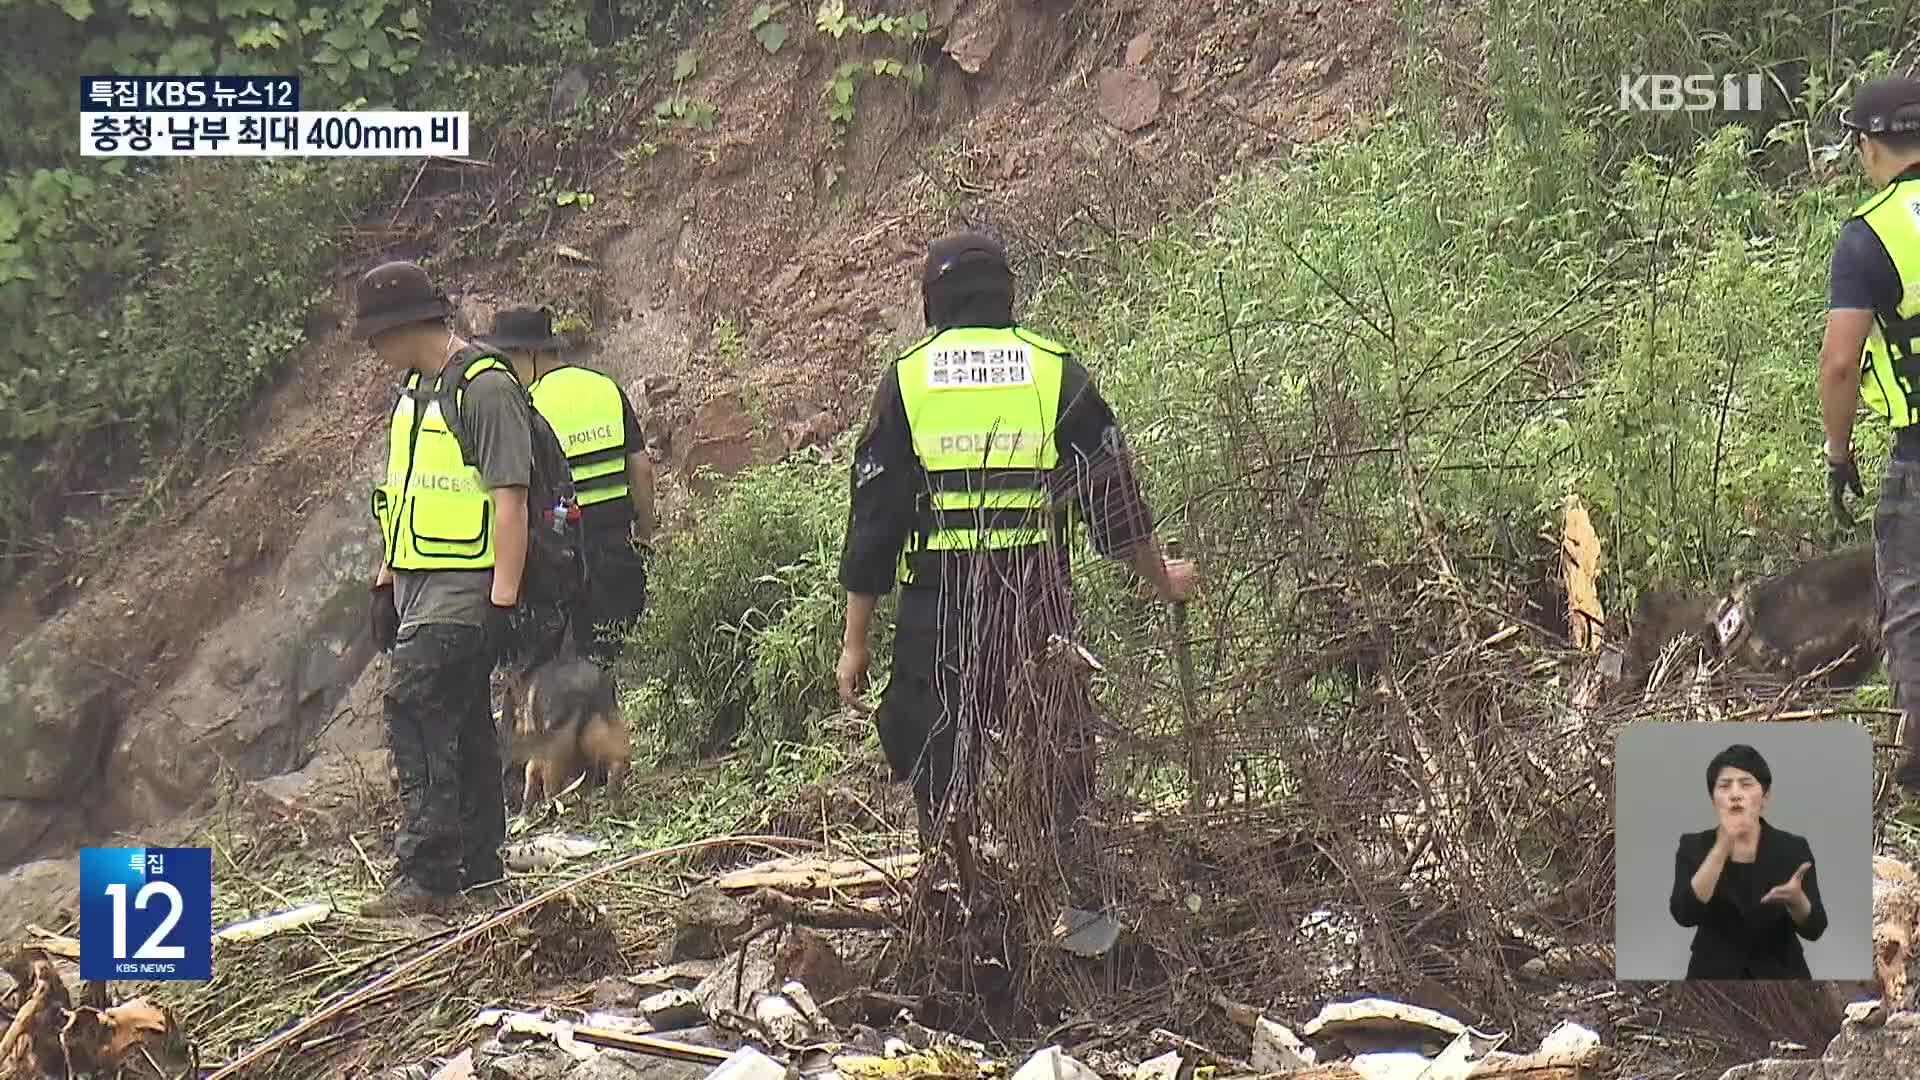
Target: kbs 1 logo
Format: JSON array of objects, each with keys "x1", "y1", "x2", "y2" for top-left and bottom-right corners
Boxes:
[
  {"x1": 79, "y1": 846, "x2": 214, "y2": 981},
  {"x1": 1619, "y1": 73, "x2": 1766, "y2": 113}
]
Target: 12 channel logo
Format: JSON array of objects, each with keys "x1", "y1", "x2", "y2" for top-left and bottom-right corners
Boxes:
[{"x1": 79, "y1": 847, "x2": 213, "y2": 981}]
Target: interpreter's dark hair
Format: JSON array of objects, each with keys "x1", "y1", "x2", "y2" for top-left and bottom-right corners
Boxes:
[{"x1": 1706, "y1": 743, "x2": 1772, "y2": 794}]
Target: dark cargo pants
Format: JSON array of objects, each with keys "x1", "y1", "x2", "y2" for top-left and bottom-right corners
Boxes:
[
  {"x1": 572, "y1": 525, "x2": 648, "y2": 666},
  {"x1": 385, "y1": 622, "x2": 506, "y2": 893},
  {"x1": 874, "y1": 578, "x2": 1098, "y2": 847},
  {"x1": 1876, "y1": 457, "x2": 1920, "y2": 788}
]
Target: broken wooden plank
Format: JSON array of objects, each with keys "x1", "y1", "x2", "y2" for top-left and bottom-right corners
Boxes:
[
  {"x1": 1469, "y1": 1046, "x2": 1609, "y2": 1077},
  {"x1": 470, "y1": 1009, "x2": 733, "y2": 1065},
  {"x1": 715, "y1": 853, "x2": 920, "y2": 893},
  {"x1": 23, "y1": 926, "x2": 79, "y2": 959},
  {"x1": 1562, "y1": 494, "x2": 1605, "y2": 651}
]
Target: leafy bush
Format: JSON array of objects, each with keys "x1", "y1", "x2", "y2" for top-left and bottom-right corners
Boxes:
[
  {"x1": 622, "y1": 443, "x2": 884, "y2": 764},
  {"x1": 1459, "y1": 0, "x2": 1905, "y2": 175},
  {"x1": 1036, "y1": 119, "x2": 1871, "y2": 616}
]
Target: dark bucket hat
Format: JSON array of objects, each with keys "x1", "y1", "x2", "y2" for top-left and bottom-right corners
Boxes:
[
  {"x1": 479, "y1": 306, "x2": 570, "y2": 351},
  {"x1": 352, "y1": 260, "x2": 452, "y2": 341}
]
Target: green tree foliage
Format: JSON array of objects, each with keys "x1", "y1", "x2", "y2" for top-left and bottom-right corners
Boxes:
[
  {"x1": 0, "y1": 0, "x2": 716, "y2": 583},
  {"x1": 1446, "y1": 0, "x2": 1905, "y2": 192}
]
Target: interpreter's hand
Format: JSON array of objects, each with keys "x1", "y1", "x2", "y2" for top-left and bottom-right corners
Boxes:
[
  {"x1": 837, "y1": 641, "x2": 872, "y2": 712},
  {"x1": 1762, "y1": 862, "x2": 1814, "y2": 909},
  {"x1": 1829, "y1": 451, "x2": 1865, "y2": 528},
  {"x1": 1715, "y1": 802, "x2": 1758, "y2": 849},
  {"x1": 1158, "y1": 557, "x2": 1200, "y2": 604}
]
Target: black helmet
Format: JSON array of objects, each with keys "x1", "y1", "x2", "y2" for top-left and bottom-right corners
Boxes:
[
  {"x1": 1840, "y1": 74, "x2": 1920, "y2": 136},
  {"x1": 922, "y1": 230, "x2": 1010, "y2": 288}
]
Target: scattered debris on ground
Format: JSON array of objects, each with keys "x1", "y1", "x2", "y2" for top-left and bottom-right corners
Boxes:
[{"x1": 0, "y1": 948, "x2": 181, "y2": 1078}]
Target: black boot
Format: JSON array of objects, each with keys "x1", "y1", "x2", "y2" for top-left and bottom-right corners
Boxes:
[{"x1": 1896, "y1": 705, "x2": 1920, "y2": 794}]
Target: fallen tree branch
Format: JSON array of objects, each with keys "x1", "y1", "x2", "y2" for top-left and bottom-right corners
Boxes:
[
  {"x1": 202, "y1": 833, "x2": 822, "y2": 1079},
  {"x1": 750, "y1": 887, "x2": 898, "y2": 929}
]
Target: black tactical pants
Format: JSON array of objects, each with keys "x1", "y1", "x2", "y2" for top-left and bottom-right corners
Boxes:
[
  {"x1": 874, "y1": 574, "x2": 1097, "y2": 847},
  {"x1": 1878, "y1": 458, "x2": 1920, "y2": 788},
  {"x1": 573, "y1": 524, "x2": 648, "y2": 666},
  {"x1": 385, "y1": 622, "x2": 506, "y2": 892}
]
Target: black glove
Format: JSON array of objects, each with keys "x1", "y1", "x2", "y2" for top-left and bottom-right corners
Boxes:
[
  {"x1": 1829, "y1": 452, "x2": 1866, "y2": 527},
  {"x1": 369, "y1": 583, "x2": 399, "y2": 653},
  {"x1": 484, "y1": 601, "x2": 516, "y2": 664}
]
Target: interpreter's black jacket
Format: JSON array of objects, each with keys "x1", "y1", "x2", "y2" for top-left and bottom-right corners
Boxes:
[
  {"x1": 1669, "y1": 817, "x2": 1827, "y2": 979},
  {"x1": 836, "y1": 324, "x2": 1154, "y2": 613}
]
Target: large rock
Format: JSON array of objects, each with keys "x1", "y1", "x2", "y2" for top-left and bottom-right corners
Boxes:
[
  {"x1": 943, "y1": 0, "x2": 1006, "y2": 74},
  {"x1": 565, "y1": 1050, "x2": 709, "y2": 1080},
  {"x1": 1096, "y1": 68, "x2": 1162, "y2": 132},
  {"x1": 96, "y1": 462, "x2": 384, "y2": 836},
  {"x1": 0, "y1": 800, "x2": 63, "y2": 868},
  {"x1": 1721, "y1": 1010, "x2": 1920, "y2": 1079},
  {"x1": 695, "y1": 925, "x2": 860, "y2": 1019},
  {"x1": 670, "y1": 886, "x2": 753, "y2": 961},
  {"x1": 0, "y1": 628, "x2": 120, "y2": 800},
  {"x1": 0, "y1": 857, "x2": 80, "y2": 943},
  {"x1": 1822, "y1": 1010, "x2": 1920, "y2": 1077},
  {"x1": 674, "y1": 395, "x2": 765, "y2": 490}
]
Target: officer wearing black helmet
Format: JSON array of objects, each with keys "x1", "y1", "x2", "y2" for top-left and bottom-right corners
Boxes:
[
  {"x1": 1820, "y1": 73, "x2": 1920, "y2": 793},
  {"x1": 834, "y1": 230, "x2": 1200, "y2": 854}
]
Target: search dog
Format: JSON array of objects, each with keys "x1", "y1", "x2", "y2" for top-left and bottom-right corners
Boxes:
[{"x1": 498, "y1": 651, "x2": 631, "y2": 811}]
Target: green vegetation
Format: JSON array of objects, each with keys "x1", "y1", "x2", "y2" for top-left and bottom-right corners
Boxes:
[
  {"x1": 619, "y1": 448, "x2": 880, "y2": 766},
  {"x1": 622, "y1": 0, "x2": 1906, "y2": 768},
  {"x1": 0, "y1": 0, "x2": 719, "y2": 585},
  {"x1": 813, "y1": 1, "x2": 930, "y2": 186}
]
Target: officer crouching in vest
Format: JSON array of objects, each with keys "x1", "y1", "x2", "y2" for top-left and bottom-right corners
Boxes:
[
  {"x1": 479, "y1": 307, "x2": 656, "y2": 667},
  {"x1": 834, "y1": 231, "x2": 1200, "y2": 855},
  {"x1": 359, "y1": 262, "x2": 533, "y2": 916},
  {"x1": 1821, "y1": 74, "x2": 1920, "y2": 796}
]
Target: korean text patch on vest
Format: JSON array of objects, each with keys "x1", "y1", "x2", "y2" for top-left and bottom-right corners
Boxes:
[{"x1": 926, "y1": 342, "x2": 1035, "y2": 388}]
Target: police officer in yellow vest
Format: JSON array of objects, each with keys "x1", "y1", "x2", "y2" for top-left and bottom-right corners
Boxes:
[
  {"x1": 1821, "y1": 74, "x2": 1920, "y2": 794},
  {"x1": 357, "y1": 262, "x2": 533, "y2": 916},
  {"x1": 835, "y1": 231, "x2": 1199, "y2": 849},
  {"x1": 480, "y1": 307, "x2": 656, "y2": 666}
]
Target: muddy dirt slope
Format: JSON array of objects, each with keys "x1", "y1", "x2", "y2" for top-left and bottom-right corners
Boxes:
[{"x1": 0, "y1": 0, "x2": 1395, "y2": 923}]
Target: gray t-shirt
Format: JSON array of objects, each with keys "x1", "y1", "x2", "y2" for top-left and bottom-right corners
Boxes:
[{"x1": 394, "y1": 367, "x2": 534, "y2": 631}]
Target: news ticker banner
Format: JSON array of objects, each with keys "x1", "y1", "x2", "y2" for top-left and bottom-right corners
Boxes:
[
  {"x1": 78, "y1": 846, "x2": 213, "y2": 981},
  {"x1": 80, "y1": 75, "x2": 467, "y2": 158}
]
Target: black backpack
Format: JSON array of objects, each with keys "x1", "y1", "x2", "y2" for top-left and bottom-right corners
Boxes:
[{"x1": 434, "y1": 346, "x2": 589, "y2": 633}]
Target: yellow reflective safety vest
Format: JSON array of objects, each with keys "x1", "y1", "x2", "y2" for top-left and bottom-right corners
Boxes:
[
  {"x1": 894, "y1": 325, "x2": 1068, "y2": 585},
  {"x1": 369, "y1": 355, "x2": 516, "y2": 571},
  {"x1": 529, "y1": 364, "x2": 630, "y2": 508},
  {"x1": 1852, "y1": 175, "x2": 1920, "y2": 428}
]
